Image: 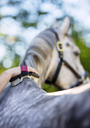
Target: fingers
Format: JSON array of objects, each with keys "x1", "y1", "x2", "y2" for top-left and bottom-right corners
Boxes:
[{"x1": 28, "y1": 66, "x2": 38, "y2": 74}]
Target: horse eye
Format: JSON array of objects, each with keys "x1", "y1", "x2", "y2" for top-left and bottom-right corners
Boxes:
[
  {"x1": 66, "y1": 42, "x2": 70, "y2": 47},
  {"x1": 74, "y1": 51, "x2": 80, "y2": 56}
]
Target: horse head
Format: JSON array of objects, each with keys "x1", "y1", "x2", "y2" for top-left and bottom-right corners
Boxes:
[{"x1": 46, "y1": 17, "x2": 89, "y2": 89}]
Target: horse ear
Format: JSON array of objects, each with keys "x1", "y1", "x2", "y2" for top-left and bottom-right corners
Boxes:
[
  {"x1": 60, "y1": 17, "x2": 71, "y2": 34},
  {"x1": 51, "y1": 19, "x2": 58, "y2": 28}
]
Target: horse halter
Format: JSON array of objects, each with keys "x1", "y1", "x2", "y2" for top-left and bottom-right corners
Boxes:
[{"x1": 45, "y1": 28, "x2": 88, "y2": 90}]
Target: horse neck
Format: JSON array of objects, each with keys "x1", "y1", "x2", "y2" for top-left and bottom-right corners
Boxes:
[
  {"x1": 45, "y1": 47, "x2": 59, "y2": 82},
  {"x1": 20, "y1": 30, "x2": 57, "y2": 88}
]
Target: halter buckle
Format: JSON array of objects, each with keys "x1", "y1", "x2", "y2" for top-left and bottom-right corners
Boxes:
[
  {"x1": 78, "y1": 76, "x2": 85, "y2": 83},
  {"x1": 57, "y1": 41, "x2": 63, "y2": 59},
  {"x1": 57, "y1": 41, "x2": 63, "y2": 52}
]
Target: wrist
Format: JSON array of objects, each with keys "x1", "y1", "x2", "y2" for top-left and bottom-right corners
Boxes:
[
  {"x1": 4, "y1": 70, "x2": 12, "y2": 79},
  {"x1": 10, "y1": 67, "x2": 21, "y2": 78}
]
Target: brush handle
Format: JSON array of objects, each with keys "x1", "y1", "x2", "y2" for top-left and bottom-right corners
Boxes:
[
  {"x1": 29, "y1": 72, "x2": 40, "y2": 78},
  {"x1": 10, "y1": 72, "x2": 40, "y2": 82}
]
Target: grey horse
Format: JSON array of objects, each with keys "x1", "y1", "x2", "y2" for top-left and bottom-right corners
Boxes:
[{"x1": 0, "y1": 17, "x2": 90, "y2": 128}]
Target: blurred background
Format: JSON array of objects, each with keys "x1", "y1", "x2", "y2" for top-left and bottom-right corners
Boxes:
[{"x1": 0, "y1": 0, "x2": 90, "y2": 92}]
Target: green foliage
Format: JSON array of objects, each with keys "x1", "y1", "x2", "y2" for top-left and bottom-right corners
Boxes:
[
  {"x1": 71, "y1": 27, "x2": 90, "y2": 76},
  {"x1": 43, "y1": 83, "x2": 59, "y2": 92},
  {"x1": 38, "y1": 11, "x2": 48, "y2": 15},
  {"x1": 22, "y1": 22, "x2": 37, "y2": 28},
  {"x1": 0, "y1": 66, "x2": 6, "y2": 74}
]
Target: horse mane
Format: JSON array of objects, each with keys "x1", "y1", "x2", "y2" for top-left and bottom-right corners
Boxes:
[{"x1": 20, "y1": 29, "x2": 57, "y2": 68}]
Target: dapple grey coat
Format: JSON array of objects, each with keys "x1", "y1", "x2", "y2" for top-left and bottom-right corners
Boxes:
[{"x1": 0, "y1": 79, "x2": 90, "y2": 128}]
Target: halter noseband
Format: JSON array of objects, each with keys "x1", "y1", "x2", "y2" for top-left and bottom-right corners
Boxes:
[{"x1": 45, "y1": 28, "x2": 88, "y2": 89}]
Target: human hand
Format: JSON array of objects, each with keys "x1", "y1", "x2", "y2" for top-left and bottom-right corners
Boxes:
[{"x1": 7, "y1": 66, "x2": 38, "y2": 78}]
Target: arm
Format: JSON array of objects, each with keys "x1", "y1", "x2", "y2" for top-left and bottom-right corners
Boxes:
[{"x1": 0, "y1": 66, "x2": 38, "y2": 93}]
